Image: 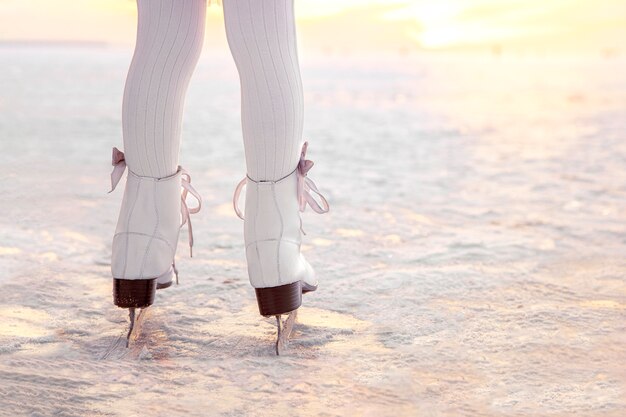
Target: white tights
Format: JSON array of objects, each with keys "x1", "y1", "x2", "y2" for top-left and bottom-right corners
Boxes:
[
  {"x1": 223, "y1": 0, "x2": 304, "y2": 181},
  {"x1": 122, "y1": 0, "x2": 304, "y2": 182},
  {"x1": 122, "y1": 0, "x2": 206, "y2": 178}
]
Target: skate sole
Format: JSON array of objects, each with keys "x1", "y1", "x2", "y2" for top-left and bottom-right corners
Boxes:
[
  {"x1": 156, "y1": 280, "x2": 173, "y2": 290},
  {"x1": 301, "y1": 282, "x2": 317, "y2": 294},
  {"x1": 113, "y1": 278, "x2": 157, "y2": 308},
  {"x1": 255, "y1": 281, "x2": 302, "y2": 316}
]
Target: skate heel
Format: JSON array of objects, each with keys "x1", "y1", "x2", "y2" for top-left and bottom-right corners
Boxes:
[
  {"x1": 113, "y1": 278, "x2": 157, "y2": 308},
  {"x1": 255, "y1": 281, "x2": 302, "y2": 316}
]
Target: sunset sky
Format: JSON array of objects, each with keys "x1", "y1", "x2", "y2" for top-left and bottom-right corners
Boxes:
[{"x1": 0, "y1": 0, "x2": 624, "y2": 54}]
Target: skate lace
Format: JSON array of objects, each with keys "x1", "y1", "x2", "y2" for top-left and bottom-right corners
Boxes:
[
  {"x1": 232, "y1": 141, "x2": 329, "y2": 228},
  {"x1": 180, "y1": 169, "x2": 201, "y2": 257},
  {"x1": 108, "y1": 147, "x2": 202, "y2": 259}
]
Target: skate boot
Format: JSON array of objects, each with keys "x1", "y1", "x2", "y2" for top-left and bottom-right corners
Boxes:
[
  {"x1": 108, "y1": 147, "x2": 201, "y2": 346},
  {"x1": 233, "y1": 141, "x2": 329, "y2": 354}
]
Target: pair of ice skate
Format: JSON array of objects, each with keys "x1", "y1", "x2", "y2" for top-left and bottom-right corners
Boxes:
[{"x1": 109, "y1": 141, "x2": 328, "y2": 355}]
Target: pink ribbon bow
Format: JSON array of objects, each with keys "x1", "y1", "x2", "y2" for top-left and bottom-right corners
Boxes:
[
  {"x1": 296, "y1": 141, "x2": 330, "y2": 215},
  {"x1": 232, "y1": 141, "x2": 329, "y2": 222},
  {"x1": 108, "y1": 147, "x2": 127, "y2": 193}
]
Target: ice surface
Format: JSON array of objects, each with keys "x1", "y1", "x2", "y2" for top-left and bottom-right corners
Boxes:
[{"x1": 0, "y1": 46, "x2": 625, "y2": 416}]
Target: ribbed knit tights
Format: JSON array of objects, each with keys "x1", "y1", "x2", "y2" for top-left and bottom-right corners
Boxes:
[
  {"x1": 122, "y1": 0, "x2": 303, "y2": 182},
  {"x1": 223, "y1": 0, "x2": 304, "y2": 181},
  {"x1": 122, "y1": 0, "x2": 206, "y2": 179}
]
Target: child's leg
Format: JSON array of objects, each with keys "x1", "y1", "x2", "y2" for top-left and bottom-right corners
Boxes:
[
  {"x1": 223, "y1": 0, "x2": 304, "y2": 181},
  {"x1": 122, "y1": 0, "x2": 206, "y2": 178}
]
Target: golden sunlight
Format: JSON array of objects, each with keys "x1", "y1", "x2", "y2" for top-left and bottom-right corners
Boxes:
[
  {"x1": 0, "y1": 0, "x2": 623, "y2": 53},
  {"x1": 383, "y1": 0, "x2": 626, "y2": 52}
]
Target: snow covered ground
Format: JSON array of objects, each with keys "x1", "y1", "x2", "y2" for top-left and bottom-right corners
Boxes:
[{"x1": 0, "y1": 46, "x2": 625, "y2": 416}]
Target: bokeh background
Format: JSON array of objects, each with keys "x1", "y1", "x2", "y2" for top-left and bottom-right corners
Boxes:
[{"x1": 1, "y1": 1, "x2": 625, "y2": 416}]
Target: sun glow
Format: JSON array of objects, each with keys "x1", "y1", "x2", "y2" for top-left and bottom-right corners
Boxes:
[
  {"x1": 0, "y1": 0, "x2": 624, "y2": 53},
  {"x1": 383, "y1": 0, "x2": 626, "y2": 51}
]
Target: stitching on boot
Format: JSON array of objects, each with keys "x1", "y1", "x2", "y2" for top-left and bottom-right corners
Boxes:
[
  {"x1": 253, "y1": 181, "x2": 265, "y2": 287},
  {"x1": 140, "y1": 180, "x2": 160, "y2": 278},
  {"x1": 245, "y1": 238, "x2": 299, "y2": 249},
  {"x1": 121, "y1": 177, "x2": 141, "y2": 278},
  {"x1": 113, "y1": 232, "x2": 175, "y2": 253},
  {"x1": 271, "y1": 182, "x2": 284, "y2": 285}
]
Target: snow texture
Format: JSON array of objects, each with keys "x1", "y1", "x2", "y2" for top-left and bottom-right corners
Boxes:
[{"x1": 0, "y1": 46, "x2": 625, "y2": 416}]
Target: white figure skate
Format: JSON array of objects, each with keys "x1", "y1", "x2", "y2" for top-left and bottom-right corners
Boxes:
[
  {"x1": 108, "y1": 147, "x2": 201, "y2": 346},
  {"x1": 233, "y1": 141, "x2": 329, "y2": 354}
]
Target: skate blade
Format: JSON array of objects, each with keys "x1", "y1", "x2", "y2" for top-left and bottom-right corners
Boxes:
[
  {"x1": 126, "y1": 306, "x2": 152, "y2": 348},
  {"x1": 275, "y1": 309, "x2": 298, "y2": 355},
  {"x1": 100, "y1": 307, "x2": 150, "y2": 360}
]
